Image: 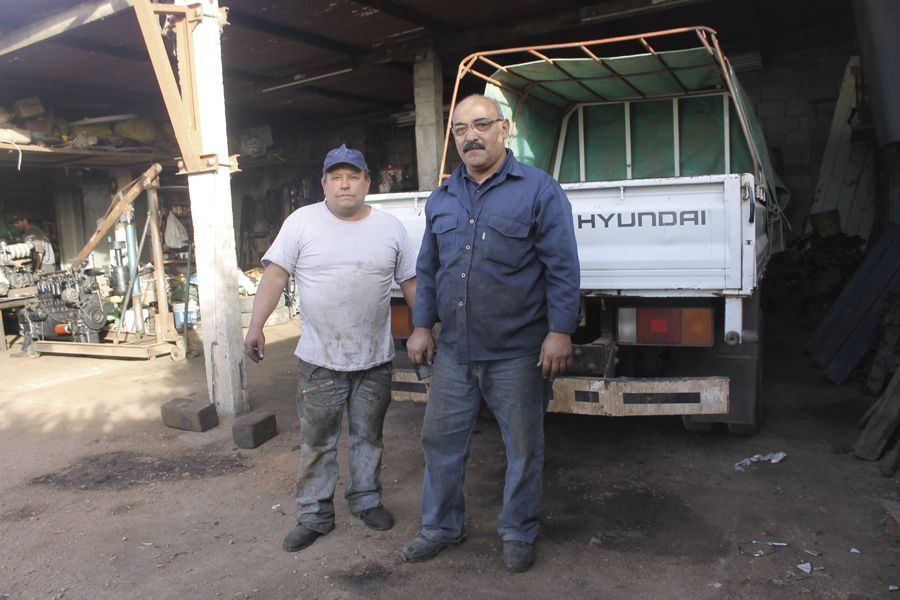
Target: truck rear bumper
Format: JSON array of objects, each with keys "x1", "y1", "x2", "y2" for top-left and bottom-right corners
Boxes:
[{"x1": 390, "y1": 370, "x2": 729, "y2": 417}]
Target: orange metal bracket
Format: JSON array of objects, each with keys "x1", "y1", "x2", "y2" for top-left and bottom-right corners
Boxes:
[{"x1": 134, "y1": 0, "x2": 234, "y2": 174}]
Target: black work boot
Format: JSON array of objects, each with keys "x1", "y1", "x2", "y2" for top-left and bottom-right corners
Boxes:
[
  {"x1": 503, "y1": 540, "x2": 534, "y2": 573},
  {"x1": 358, "y1": 506, "x2": 394, "y2": 531},
  {"x1": 282, "y1": 524, "x2": 322, "y2": 552},
  {"x1": 400, "y1": 535, "x2": 463, "y2": 563}
]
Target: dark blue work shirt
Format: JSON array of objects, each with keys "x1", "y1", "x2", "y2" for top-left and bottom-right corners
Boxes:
[{"x1": 413, "y1": 150, "x2": 581, "y2": 364}]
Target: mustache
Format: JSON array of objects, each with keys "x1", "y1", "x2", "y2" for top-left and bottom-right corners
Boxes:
[{"x1": 463, "y1": 141, "x2": 486, "y2": 153}]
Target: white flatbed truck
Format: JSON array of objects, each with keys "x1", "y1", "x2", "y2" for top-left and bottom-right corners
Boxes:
[{"x1": 372, "y1": 27, "x2": 789, "y2": 434}]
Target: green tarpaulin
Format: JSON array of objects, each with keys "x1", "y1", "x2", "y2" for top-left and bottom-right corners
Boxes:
[{"x1": 482, "y1": 47, "x2": 789, "y2": 231}]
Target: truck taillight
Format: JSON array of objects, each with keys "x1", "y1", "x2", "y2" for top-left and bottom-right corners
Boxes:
[
  {"x1": 617, "y1": 307, "x2": 713, "y2": 346},
  {"x1": 391, "y1": 304, "x2": 414, "y2": 339}
]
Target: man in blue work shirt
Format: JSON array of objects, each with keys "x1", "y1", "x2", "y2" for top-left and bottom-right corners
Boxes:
[{"x1": 400, "y1": 94, "x2": 581, "y2": 573}]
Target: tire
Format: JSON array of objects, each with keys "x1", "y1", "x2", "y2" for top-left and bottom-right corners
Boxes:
[{"x1": 241, "y1": 305, "x2": 290, "y2": 328}]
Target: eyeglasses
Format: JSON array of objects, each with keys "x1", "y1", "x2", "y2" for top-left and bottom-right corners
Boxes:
[{"x1": 450, "y1": 118, "x2": 504, "y2": 137}]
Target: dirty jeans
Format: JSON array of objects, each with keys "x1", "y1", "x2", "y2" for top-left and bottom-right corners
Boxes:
[
  {"x1": 294, "y1": 358, "x2": 393, "y2": 534},
  {"x1": 420, "y1": 351, "x2": 548, "y2": 544}
]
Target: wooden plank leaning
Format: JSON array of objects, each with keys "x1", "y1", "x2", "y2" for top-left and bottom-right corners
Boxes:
[
  {"x1": 866, "y1": 292, "x2": 900, "y2": 394},
  {"x1": 807, "y1": 223, "x2": 900, "y2": 385},
  {"x1": 855, "y1": 367, "x2": 900, "y2": 461}
]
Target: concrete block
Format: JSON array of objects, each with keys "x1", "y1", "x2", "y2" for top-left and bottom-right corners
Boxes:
[
  {"x1": 161, "y1": 398, "x2": 219, "y2": 432},
  {"x1": 232, "y1": 411, "x2": 277, "y2": 448}
]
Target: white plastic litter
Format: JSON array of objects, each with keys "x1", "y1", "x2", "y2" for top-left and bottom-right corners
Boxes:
[
  {"x1": 165, "y1": 214, "x2": 189, "y2": 249},
  {"x1": 708, "y1": 583, "x2": 722, "y2": 589},
  {"x1": 734, "y1": 452, "x2": 788, "y2": 472},
  {"x1": 238, "y1": 271, "x2": 259, "y2": 296},
  {"x1": 271, "y1": 504, "x2": 281, "y2": 510},
  {"x1": 889, "y1": 585, "x2": 898, "y2": 591},
  {"x1": 797, "y1": 563, "x2": 812, "y2": 574},
  {"x1": 851, "y1": 548, "x2": 861, "y2": 554}
]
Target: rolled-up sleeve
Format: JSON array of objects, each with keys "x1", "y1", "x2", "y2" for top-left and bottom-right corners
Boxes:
[{"x1": 534, "y1": 179, "x2": 581, "y2": 334}]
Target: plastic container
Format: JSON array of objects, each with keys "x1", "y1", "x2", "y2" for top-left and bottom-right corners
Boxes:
[
  {"x1": 173, "y1": 301, "x2": 199, "y2": 328},
  {"x1": 123, "y1": 308, "x2": 150, "y2": 332},
  {"x1": 809, "y1": 209, "x2": 842, "y2": 237}
]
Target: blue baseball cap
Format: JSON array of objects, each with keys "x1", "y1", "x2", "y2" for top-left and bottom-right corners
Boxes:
[{"x1": 322, "y1": 144, "x2": 368, "y2": 174}]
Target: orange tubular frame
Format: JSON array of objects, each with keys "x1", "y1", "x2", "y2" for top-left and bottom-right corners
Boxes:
[{"x1": 438, "y1": 26, "x2": 763, "y2": 184}]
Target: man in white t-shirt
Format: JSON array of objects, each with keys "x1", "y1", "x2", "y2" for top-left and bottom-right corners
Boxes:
[{"x1": 244, "y1": 144, "x2": 417, "y2": 553}]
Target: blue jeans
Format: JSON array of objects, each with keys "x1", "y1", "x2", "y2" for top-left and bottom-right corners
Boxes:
[
  {"x1": 294, "y1": 359, "x2": 393, "y2": 534},
  {"x1": 420, "y1": 351, "x2": 549, "y2": 544}
]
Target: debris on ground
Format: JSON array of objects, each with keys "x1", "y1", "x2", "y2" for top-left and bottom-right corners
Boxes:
[{"x1": 734, "y1": 452, "x2": 788, "y2": 472}]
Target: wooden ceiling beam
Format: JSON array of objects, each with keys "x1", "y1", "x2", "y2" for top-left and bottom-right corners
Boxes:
[
  {"x1": 226, "y1": 10, "x2": 366, "y2": 58},
  {"x1": 349, "y1": 0, "x2": 460, "y2": 35},
  {"x1": 298, "y1": 85, "x2": 402, "y2": 110},
  {"x1": 50, "y1": 36, "x2": 264, "y2": 82},
  {"x1": 0, "y1": 70, "x2": 157, "y2": 104},
  {"x1": 0, "y1": 0, "x2": 134, "y2": 57}
]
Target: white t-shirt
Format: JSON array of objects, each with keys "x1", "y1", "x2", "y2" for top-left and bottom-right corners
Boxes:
[
  {"x1": 24, "y1": 225, "x2": 55, "y2": 270},
  {"x1": 262, "y1": 202, "x2": 416, "y2": 371}
]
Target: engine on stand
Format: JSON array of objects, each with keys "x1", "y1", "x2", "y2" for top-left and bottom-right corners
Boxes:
[
  {"x1": 18, "y1": 270, "x2": 114, "y2": 351},
  {"x1": 10, "y1": 163, "x2": 186, "y2": 361},
  {"x1": 0, "y1": 241, "x2": 36, "y2": 296}
]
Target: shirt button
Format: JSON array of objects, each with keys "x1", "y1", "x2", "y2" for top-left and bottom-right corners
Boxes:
[
  {"x1": 469, "y1": 219, "x2": 475, "y2": 224},
  {"x1": 461, "y1": 273, "x2": 466, "y2": 278},
  {"x1": 466, "y1": 245, "x2": 471, "y2": 250},
  {"x1": 458, "y1": 301, "x2": 464, "y2": 307}
]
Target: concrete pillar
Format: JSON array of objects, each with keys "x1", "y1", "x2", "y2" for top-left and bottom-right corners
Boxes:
[
  {"x1": 187, "y1": 0, "x2": 250, "y2": 418},
  {"x1": 413, "y1": 46, "x2": 444, "y2": 191}
]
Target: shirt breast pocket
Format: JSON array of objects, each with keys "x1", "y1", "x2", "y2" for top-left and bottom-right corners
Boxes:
[
  {"x1": 432, "y1": 214, "x2": 458, "y2": 263},
  {"x1": 485, "y1": 215, "x2": 532, "y2": 269}
]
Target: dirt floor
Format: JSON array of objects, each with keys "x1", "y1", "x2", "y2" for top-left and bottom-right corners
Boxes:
[{"x1": 0, "y1": 313, "x2": 898, "y2": 600}]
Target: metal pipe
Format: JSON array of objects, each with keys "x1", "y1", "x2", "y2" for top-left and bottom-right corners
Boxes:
[
  {"x1": 673, "y1": 98, "x2": 680, "y2": 177},
  {"x1": 469, "y1": 26, "x2": 718, "y2": 59},
  {"x1": 625, "y1": 102, "x2": 632, "y2": 179},
  {"x1": 146, "y1": 188, "x2": 170, "y2": 341},
  {"x1": 124, "y1": 213, "x2": 144, "y2": 336},
  {"x1": 182, "y1": 240, "x2": 193, "y2": 354},
  {"x1": 438, "y1": 55, "x2": 477, "y2": 182},
  {"x1": 708, "y1": 33, "x2": 762, "y2": 181},
  {"x1": 578, "y1": 106, "x2": 586, "y2": 182},
  {"x1": 114, "y1": 213, "x2": 152, "y2": 344},
  {"x1": 124, "y1": 216, "x2": 140, "y2": 295}
]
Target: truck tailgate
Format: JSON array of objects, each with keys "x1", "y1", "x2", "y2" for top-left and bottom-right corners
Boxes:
[{"x1": 566, "y1": 174, "x2": 745, "y2": 292}]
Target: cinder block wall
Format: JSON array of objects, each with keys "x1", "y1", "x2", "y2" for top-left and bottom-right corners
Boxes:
[{"x1": 738, "y1": 39, "x2": 857, "y2": 241}]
